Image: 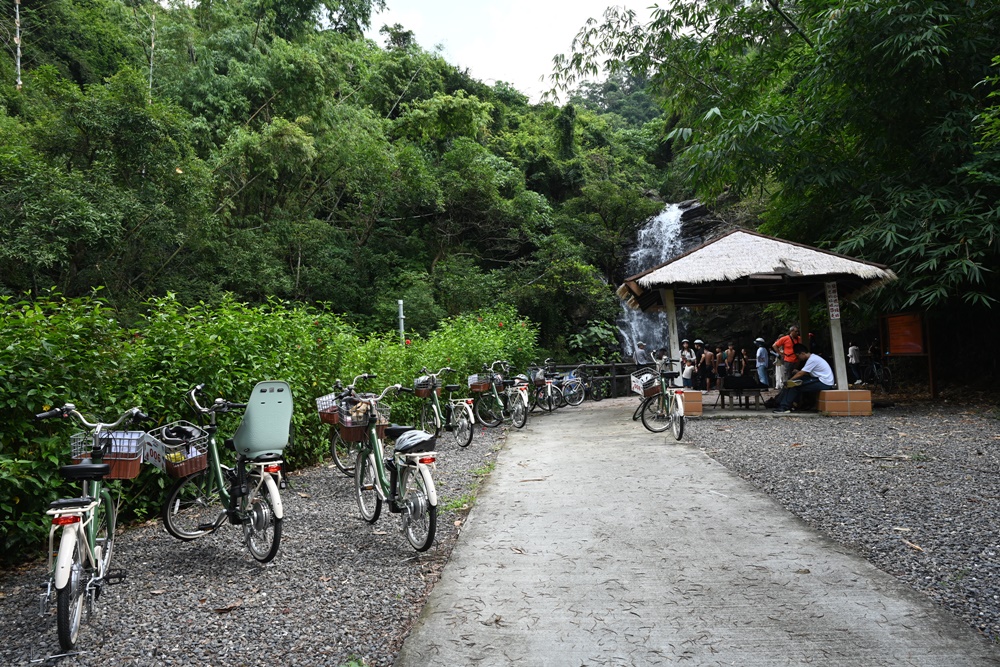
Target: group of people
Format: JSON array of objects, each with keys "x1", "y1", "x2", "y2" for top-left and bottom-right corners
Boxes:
[
  {"x1": 633, "y1": 323, "x2": 838, "y2": 413},
  {"x1": 633, "y1": 339, "x2": 760, "y2": 391}
]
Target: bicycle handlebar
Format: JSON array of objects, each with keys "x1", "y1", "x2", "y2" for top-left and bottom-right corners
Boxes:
[
  {"x1": 36, "y1": 404, "x2": 146, "y2": 431},
  {"x1": 188, "y1": 385, "x2": 246, "y2": 414}
]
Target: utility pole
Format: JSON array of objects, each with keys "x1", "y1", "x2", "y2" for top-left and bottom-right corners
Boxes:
[
  {"x1": 398, "y1": 300, "x2": 406, "y2": 345},
  {"x1": 14, "y1": 0, "x2": 22, "y2": 90}
]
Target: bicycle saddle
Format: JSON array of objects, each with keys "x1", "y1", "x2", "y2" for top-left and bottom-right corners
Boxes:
[
  {"x1": 444, "y1": 384, "x2": 460, "y2": 392},
  {"x1": 394, "y1": 429, "x2": 436, "y2": 454}
]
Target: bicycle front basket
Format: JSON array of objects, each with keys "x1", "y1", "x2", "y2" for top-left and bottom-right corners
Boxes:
[
  {"x1": 630, "y1": 369, "x2": 660, "y2": 397},
  {"x1": 467, "y1": 374, "x2": 490, "y2": 393},
  {"x1": 413, "y1": 376, "x2": 439, "y2": 398},
  {"x1": 145, "y1": 421, "x2": 209, "y2": 478},
  {"x1": 315, "y1": 392, "x2": 341, "y2": 425},
  {"x1": 71, "y1": 430, "x2": 145, "y2": 479}
]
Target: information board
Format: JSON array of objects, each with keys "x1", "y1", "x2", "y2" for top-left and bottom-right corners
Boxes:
[{"x1": 886, "y1": 313, "x2": 924, "y2": 355}]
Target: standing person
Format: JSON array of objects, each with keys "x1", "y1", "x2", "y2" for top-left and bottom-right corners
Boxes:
[
  {"x1": 773, "y1": 344, "x2": 836, "y2": 413},
  {"x1": 692, "y1": 339, "x2": 705, "y2": 390},
  {"x1": 680, "y1": 339, "x2": 697, "y2": 366},
  {"x1": 736, "y1": 347, "x2": 749, "y2": 376},
  {"x1": 634, "y1": 341, "x2": 651, "y2": 365},
  {"x1": 681, "y1": 359, "x2": 695, "y2": 388},
  {"x1": 700, "y1": 343, "x2": 716, "y2": 391},
  {"x1": 848, "y1": 341, "x2": 862, "y2": 385},
  {"x1": 754, "y1": 338, "x2": 769, "y2": 387},
  {"x1": 772, "y1": 325, "x2": 802, "y2": 389},
  {"x1": 715, "y1": 346, "x2": 727, "y2": 385}
]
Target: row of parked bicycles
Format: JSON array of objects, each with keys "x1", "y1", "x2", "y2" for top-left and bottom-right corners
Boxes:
[
  {"x1": 35, "y1": 381, "x2": 293, "y2": 652},
  {"x1": 35, "y1": 358, "x2": 606, "y2": 654}
]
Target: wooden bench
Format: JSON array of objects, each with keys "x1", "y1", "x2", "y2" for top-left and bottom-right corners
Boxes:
[{"x1": 715, "y1": 375, "x2": 768, "y2": 409}]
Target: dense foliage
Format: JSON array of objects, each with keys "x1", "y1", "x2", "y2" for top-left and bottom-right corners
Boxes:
[
  {"x1": 0, "y1": 293, "x2": 536, "y2": 563},
  {"x1": 554, "y1": 0, "x2": 1000, "y2": 314},
  {"x1": 0, "y1": 0, "x2": 669, "y2": 349}
]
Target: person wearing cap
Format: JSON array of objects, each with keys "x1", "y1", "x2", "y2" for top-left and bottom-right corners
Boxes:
[
  {"x1": 634, "y1": 341, "x2": 651, "y2": 365},
  {"x1": 754, "y1": 337, "x2": 769, "y2": 386},
  {"x1": 680, "y1": 339, "x2": 696, "y2": 366}
]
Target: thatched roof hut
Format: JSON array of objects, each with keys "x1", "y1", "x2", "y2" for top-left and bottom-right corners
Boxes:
[
  {"x1": 616, "y1": 228, "x2": 897, "y2": 392},
  {"x1": 617, "y1": 228, "x2": 896, "y2": 311}
]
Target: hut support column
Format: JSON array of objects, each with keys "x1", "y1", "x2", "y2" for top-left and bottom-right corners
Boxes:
[
  {"x1": 798, "y1": 292, "x2": 811, "y2": 350},
  {"x1": 825, "y1": 282, "x2": 849, "y2": 389},
  {"x1": 659, "y1": 288, "x2": 680, "y2": 376}
]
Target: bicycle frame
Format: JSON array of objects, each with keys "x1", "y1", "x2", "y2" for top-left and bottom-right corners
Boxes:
[{"x1": 358, "y1": 386, "x2": 438, "y2": 511}]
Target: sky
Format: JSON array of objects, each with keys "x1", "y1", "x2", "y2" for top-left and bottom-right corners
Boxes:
[{"x1": 364, "y1": 1, "x2": 657, "y2": 103}]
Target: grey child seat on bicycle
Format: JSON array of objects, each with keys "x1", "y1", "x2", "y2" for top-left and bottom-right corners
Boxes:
[{"x1": 232, "y1": 381, "x2": 293, "y2": 460}]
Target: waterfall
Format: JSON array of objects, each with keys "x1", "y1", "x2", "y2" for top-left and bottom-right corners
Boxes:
[{"x1": 618, "y1": 203, "x2": 686, "y2": 359}]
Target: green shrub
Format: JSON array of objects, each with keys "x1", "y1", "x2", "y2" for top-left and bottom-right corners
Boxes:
[{"x1": 0, "y1": 293, "x2": 537, "y2": 564}]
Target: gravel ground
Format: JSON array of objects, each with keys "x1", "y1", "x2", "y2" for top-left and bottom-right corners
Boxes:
[
  {"x1": 687, "y1": 401, "x2": 1000, "y2": 645},
  {"x1": 5, "y1": 400, "x2": 1000, "y2": 665},
  {"x1": 0, "y1": 425, "x2": 506, "y2": 667}
]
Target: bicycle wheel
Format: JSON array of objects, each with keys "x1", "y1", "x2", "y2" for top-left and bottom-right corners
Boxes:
[
  {"x1": 640, "y1": 394, "x2": 672, "y2": 433},
  {"x1": 450, "y1": 405, "x2": 474, "y2": 448},
  {"x1": 242, "y1": 472, "x2": 282, "y2": 563},
  {"x1": 420, "y1": 403, "x2": 440, "y2": 435},
  {"x1": 400, "y1": 467, "x2": 437, "y2": 552},
  {"x1": 163, "y1": 469, "x2": 223, "y2": 540},
  {"x1": 354, "y1": 451, "x2": 382, "y2": 523},
  {"x1": 95, "y1": 489, "x2": 116, "y2": 575},
  {"x1": 509, "y1": 393, "x2": 528, "y2": 428},
  {"x1": 475, "y1": 394, "x2": 503, "y2": 427},
  {"x1": 563, "y1": 380, "x2": 585, "y2": 406},
  {"x1": 536, "y1": 387, "x2": 555, "y2": 412},
  {"x1": 632, "y1": 399, "x2": 644, "y2": 421},
  {"x1": 56, "y1": 536, "x2": 85, "y2": 651},
  {"x1": 330, "y1": 429, "x2": 355, "y2": 477},
  {"x1": 862, "y1": 364, "x2": 875, "y2": 386},
  {"x1": 591, "y1": 381, "x2": 605, "y2": 401},
  {"x1": 670, "y1": 395, "x2": 684, "y2": 441}
]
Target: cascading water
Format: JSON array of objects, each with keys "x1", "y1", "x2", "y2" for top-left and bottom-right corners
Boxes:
[{"x1": 618, "y1": 203, "x2": 686, "y2": 359}]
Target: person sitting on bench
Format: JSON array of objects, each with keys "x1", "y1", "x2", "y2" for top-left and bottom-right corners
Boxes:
[{"x1": 773, "y1": 344, "x2": 835, "y2": 414}]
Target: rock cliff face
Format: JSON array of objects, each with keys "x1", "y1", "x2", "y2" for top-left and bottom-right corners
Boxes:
[{"x1": 675, "y1": 199, "x2": 732, "y2": 252}]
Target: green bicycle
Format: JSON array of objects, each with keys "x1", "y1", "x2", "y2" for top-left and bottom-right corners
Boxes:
[{"x1": 415, "y1": 366, "x2": 476, "y2": 448}]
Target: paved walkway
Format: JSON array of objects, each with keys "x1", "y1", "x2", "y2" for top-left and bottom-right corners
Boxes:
[{"x1": 396, "y1": 399, "x2": 1000, "y2": 666}]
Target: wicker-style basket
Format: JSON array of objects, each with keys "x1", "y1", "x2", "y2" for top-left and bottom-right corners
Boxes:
[{"x1": 71, "y1": 431, "x2": 145, "y2": 480}]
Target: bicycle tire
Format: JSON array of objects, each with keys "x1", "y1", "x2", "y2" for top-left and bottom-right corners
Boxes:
[
  {"x1": 880, "y1": 366, "x2": 894, "y2": 393},
  {"x1": 330, "y1": 429, "x2": 355, "y2": 477},
  {"x1": 400, "y1": 467, "x2": 437, "y2": 552},
  {"x1": 162, "y1": 469, "x2": 222, "y2": 541},
  {"x1": 242, "y1": 472, "x2": 282, "y2": 563},
  {"x1": 451, "y1": 404, "x2": 474, "y2": 447},
  {"x1": 56, "y1": 535, "x2": 85, "y2": 651},
  {"x1": 355, "y1": 451, "x2": 382, "y2": 523},
  {"x1": 563, "y1": 380, "x2": 585, "y2": 406},
  {"x1": 475, "y1": 394, "x2": 503, "y2": 427},
  {"x1": 95, "y1": 489, "x2": 116, "y2": 575},
  {"x1": 670, "y1": 394, "x2": 684, "y2": 441},
  {"x1": 509, "y1": 393, "x2": 528, "y2": 428},
  {"x1": 591, "y1": 381, "x2": 605, "y2": 401},
  {"x1": 536, "y1": 387, "x2": 555, "y2": 412},
  {"x1": 640, "y1": 394, "x2": 672, "y2": 433},
  {"x1": 632, "y1": 399, "x2": 644, "y2": 421},
  {"x1": 420, "y1": 403, "x2": 440, "y2": 435}
]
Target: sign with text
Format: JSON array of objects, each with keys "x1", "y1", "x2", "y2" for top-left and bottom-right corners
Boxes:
[
  {"x1": 825, "y1": 282, "x2": 841, "y2": 320},
  {"x1": 886, "y1": 313, "x2": 924, "y2": 355}
]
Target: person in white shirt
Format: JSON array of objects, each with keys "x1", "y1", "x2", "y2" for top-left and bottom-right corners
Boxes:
[
  {"x1": 773, "y1": 343, "x2": 835, "y2": 413},
  {"x1": 847, "y1": 341, "x2": 862, "y2": 385},
  {"x1": 754, "y1": 337, "x2": 769, "y2": 386}
]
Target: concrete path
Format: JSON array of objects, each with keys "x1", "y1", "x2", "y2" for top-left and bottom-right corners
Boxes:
[{"x1": 396, "y1": 399, "x2": 1000, "y2": 666}]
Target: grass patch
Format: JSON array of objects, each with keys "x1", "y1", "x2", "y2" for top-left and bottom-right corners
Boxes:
[{"x1": 439, "y1": 493, "x2": 475, "y2": 512}]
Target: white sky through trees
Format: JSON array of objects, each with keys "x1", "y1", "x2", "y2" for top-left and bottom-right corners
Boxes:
[{"x1": 366, "y1": 1, "x2": 656, "y2": 102}]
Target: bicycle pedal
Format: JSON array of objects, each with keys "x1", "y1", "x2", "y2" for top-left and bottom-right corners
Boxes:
[{"x1": 103, "y1": 569, "x2": 126, "y2": 585}]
